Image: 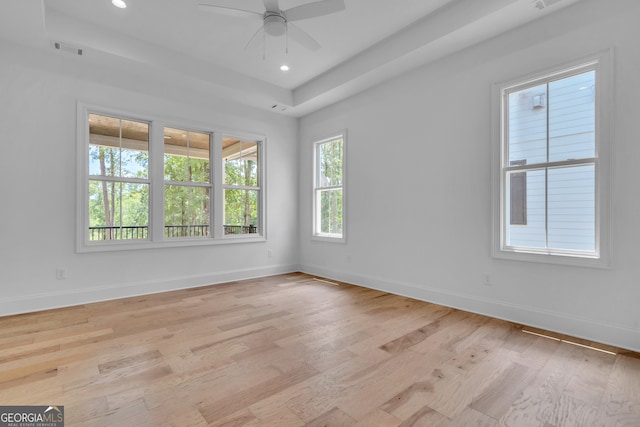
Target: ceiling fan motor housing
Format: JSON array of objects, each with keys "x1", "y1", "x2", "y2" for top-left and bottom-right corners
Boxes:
[{"x1": 264, "y1": 13, "x2": 287, "y2": 37}]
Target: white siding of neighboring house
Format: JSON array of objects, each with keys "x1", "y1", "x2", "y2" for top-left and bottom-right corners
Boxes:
[{"x1": 506, "y1": 71, "x2": 595, "y2": 252}]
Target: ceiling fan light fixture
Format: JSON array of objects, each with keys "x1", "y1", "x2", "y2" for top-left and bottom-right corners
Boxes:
[
  {"x1": 112, "y1": 0, "x2": 127, "y2": 9},
  {"x1": 264, "y1": 14, "x2": 287, "y2": 37},
  {"x1": 280, "y1": 64, "x2": 290, "y2": 71}
]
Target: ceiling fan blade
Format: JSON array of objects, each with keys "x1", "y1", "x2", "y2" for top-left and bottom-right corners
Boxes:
[
  {"x1": 263, "y1": 0, "x2": 280, "y2": 12},
  {"x1": 287, "y1": 23, "x2": 320, "y2": 51},
  {"x1": 284, "y1": 0, "x2": 345, "y2": 22},
  {"x1": 244, "y1": 24, "x2": 264, "y2": 50},
  {"x1": 198, "y1": 4, "x2": 263, "y2": 20}
]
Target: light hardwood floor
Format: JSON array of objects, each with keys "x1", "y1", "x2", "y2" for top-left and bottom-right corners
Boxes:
[{"x1": 0, "y1": 273, "x2": 639, "y2": 426}]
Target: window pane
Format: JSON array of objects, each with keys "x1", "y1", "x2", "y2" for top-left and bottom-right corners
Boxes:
[
  {"x1": 120, "y1": 119, "x2": 149, "y2": 179},
  {"x1": 224, "y1": 189, "x2": 258, "y2": 234},
  {"x1": 506, "y1": 170, "x2": 545, "y2": 249},
  {"x1": 319, "y1": 188, "x2": 343, "y2": 235},
  {"x1": 88, "y1": 114, "x2": 149, "y2": 178},
  {"x1": 548, "y1": 165, "x2": 595, "y2": 251},
  {"x1": 508, "y1": 84, "x2": 548, "y2": 166},
  {"x1": 548, "y1": 71, "x2": 595, "y2": 162},
  {"x1": 318, "y1": 139, "x2": 343, "y2": 187},
  {"x1": 88, "y1": 181, "x2": 148, "y2": 241},
  {"x1": 510, "y1": 170, "x2": 527, "y2": 226},
  {"x1": 164, "y1": 127, "x2": 210, "y2": 183},
  {"x1": 164, "y1": 185, "x2": 210, "y2": 238},
  {"x1": 224, "y1": 138, "x2": 259, "y2": 186},
  {"x1": 89, "y1": 146, "x2": 120, "y2": 177}
]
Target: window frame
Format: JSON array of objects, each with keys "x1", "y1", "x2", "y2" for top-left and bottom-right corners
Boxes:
[
  {"x1": 76, "y1": 102, "x2": 266, "y2": 252},
  {"x1": 491, "y1": 51, "x2": 612, "y2": 268},
  {"x1": 162, "y1": 126, "x2": 214, "y2": 240},
  {"x1": 86, "y1": 113, "x2": 152, "y2": 242},
  {"x1": 312, "y1": 131, "x2": 347, "y2": 243},
  {"x1": 220, "y1": 135, "x2": 264, "y2": 240}
]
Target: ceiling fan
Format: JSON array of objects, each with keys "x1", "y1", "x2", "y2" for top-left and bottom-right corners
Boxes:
[{"x1": 198, "y1": 0, "x2": 346, "y2": 52}]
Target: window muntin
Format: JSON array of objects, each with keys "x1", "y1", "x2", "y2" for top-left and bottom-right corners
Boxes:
[
  {"x1": 313, "y1": 134, "x2": 345, "y2": 240},
  {"x1": 88, "y1": 114, "x2": 150, "y2": 241},
  {"x1": 164, "y1": 127, "x2": 212, "y2": 239},
  {"x1": 223, "y1": 138, "x2": 260, "y2": 235},
  {"x1": 501, "y1": 65, "x2": 599, "y2": 258}
]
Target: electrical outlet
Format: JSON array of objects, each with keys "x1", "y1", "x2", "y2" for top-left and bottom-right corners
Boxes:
[
  {"x1": 482, "y1": 273, "x2": 492, "y2": 286},
  {"x1": 56, "y1": 268, "x2": 67, "y2": 280},
  {"x1": 267, "y1": 248, "x2": 274, "y2": 258}
]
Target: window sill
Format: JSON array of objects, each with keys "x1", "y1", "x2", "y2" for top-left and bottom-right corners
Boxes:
[
  {"x1": 312, "y1": 234, "x2": 346, "y2": 244},
  {"x1": 492, "y1": 247, "x2": 610, "y2": 269},
  {"x1": 77, "y1": 235, "x2": 266, "y2": 253}
]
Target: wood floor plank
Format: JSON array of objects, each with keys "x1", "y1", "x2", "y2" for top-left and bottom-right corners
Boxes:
[
  {"x1": 250, "y1": 407, "x2": 305, "y2": 427},
  {"x1": 469, "y1": 362, "x2": 536, "y2": 419},
  {"x1": 337, "y1": 350, "x2": 440, "y2": 421},
  {"x1": 563, "y1": 348, "x2": 615, "y2": 405},
  {"x1": 397, "y1": 405, "x2": 451, "y2": 427},
  {"x1": 499, "y1": 342, "x2": 587, "y2": 426},
  {"x1": 197, "y1": 364, "x2": 319, "y2": 423},
  {"x1": 0, "y1": 272, "x2": 637, "y2": 427},
  {"x1": 305, "y1": 407, "x2": 356, "y2": 427},
  {"x1": 353, "y1": 408, "x2": 401, "y2": 427}
]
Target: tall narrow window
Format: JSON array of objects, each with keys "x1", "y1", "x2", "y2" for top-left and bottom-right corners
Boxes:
[
  {"x1": 495, "y1": 55, "x2": 611, "y2": 266},
  {"x1": 313, "y1": 133, "x2": 345, "y2": 241},
  {"x1": 88, "y1": 114, "x2": 150, "y2": 241},
  {"x1": 164, "y1": 127, "x2": 212, "y2": 238},
  {"x1": 223, "y1": 137, "x2": 261, "y2": 235}
]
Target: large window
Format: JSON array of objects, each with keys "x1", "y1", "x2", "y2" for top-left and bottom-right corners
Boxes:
[
  {"x1": 313, "y1": 132, "x2": 345, "y2": 241},
  {"x1": 494, "y1": 54, "x2": 611, "y2": 267},
  {"x1": 78, "y1": 105, "x2": 264, "y2": 251}
]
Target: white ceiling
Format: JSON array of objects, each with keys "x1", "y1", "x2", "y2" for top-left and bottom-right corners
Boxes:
[{"x1": 1, "y1": 0, "x2": 583, "y2": 117}]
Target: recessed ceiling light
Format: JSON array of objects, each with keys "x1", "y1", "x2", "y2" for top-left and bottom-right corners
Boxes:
[
  {"x1": 112, "y1": 0, "x2": 127, "y2": 9},
  {"x1": 280, "y1": 65, "x2": 290, "y2": 72}
]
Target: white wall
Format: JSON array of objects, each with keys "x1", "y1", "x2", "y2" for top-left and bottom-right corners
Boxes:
[
  {"x1": 0, "y1": 40, "x2": 299, "y2": 315},
  {"x1": 298, "y1": 0, "x2": 640, "y2": 351}
]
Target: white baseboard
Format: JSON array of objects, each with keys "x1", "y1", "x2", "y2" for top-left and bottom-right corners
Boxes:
[
  {"x1": 0, "y1": 264, "x2": 299, "y2": 317},
  {"x1": 300, "y1": 264, "x2": 640, "y2": 353}
]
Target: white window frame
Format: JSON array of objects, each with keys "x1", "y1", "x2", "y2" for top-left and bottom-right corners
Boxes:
[
  {"x1": 162, "y1": 126, "x2": 215, "y2": 240},
  {"x1": 312, "y1": 131, "x2": 346, "y2": 243},
  {"x1": 219, "y1": 134, "x2": 264, "y2": 240},
  {"x1": 491, "y1": 51, "x2": 612, "y2": 268},
  {"x1": 76, "y1": 102, "x2": 266, "y2": 252}
]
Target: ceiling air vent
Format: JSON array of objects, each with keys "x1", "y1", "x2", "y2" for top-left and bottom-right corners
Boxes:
[
  {"x1": 532, "y1": 0, "x2": 563, "y2": 10},
  {"x1": 52, "y1": 41, "x2": 83, "y2": 56},
  {"x1": 271, "y1": 104, "x2": 287, "y2": 112}
]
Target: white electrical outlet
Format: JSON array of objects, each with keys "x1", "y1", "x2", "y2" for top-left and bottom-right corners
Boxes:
[
  {"x1": 56, "y1": 268, "x2": 67, "y2": 280},
  {"x1": 483, "y1": 273, "x2": 492, "y2": 286},
  {"x1": 267, "y1": 248, "x2": 274, "y2": 258}
]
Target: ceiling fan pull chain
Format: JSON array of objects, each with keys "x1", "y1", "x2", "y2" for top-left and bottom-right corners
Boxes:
[
  {"x1": 263, "y1": 29, "x2": 266, "y2": 60},
  {"x1": 286, "y1": 24, "x2": 289, "y2": 54}
]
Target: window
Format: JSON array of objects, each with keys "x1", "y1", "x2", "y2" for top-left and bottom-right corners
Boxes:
[
  {"x1": 313, "y1": 132, "x2": 345, "y2": 241},
  {"x1": 494, "y1": 53, "x2": 611, "y2": 267},
  {"x1": 88, "y1": 114, "x2": 150, "y2": 241},
  {"x1": 164, "y1": 127, "x2": 212, "y2": 238},
  {"x1": 223, "y1": 137, "x2": 261, "y2": 235},
  {"x1": 78, "y1": 105, "x2": 265, "y2": 251}
]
